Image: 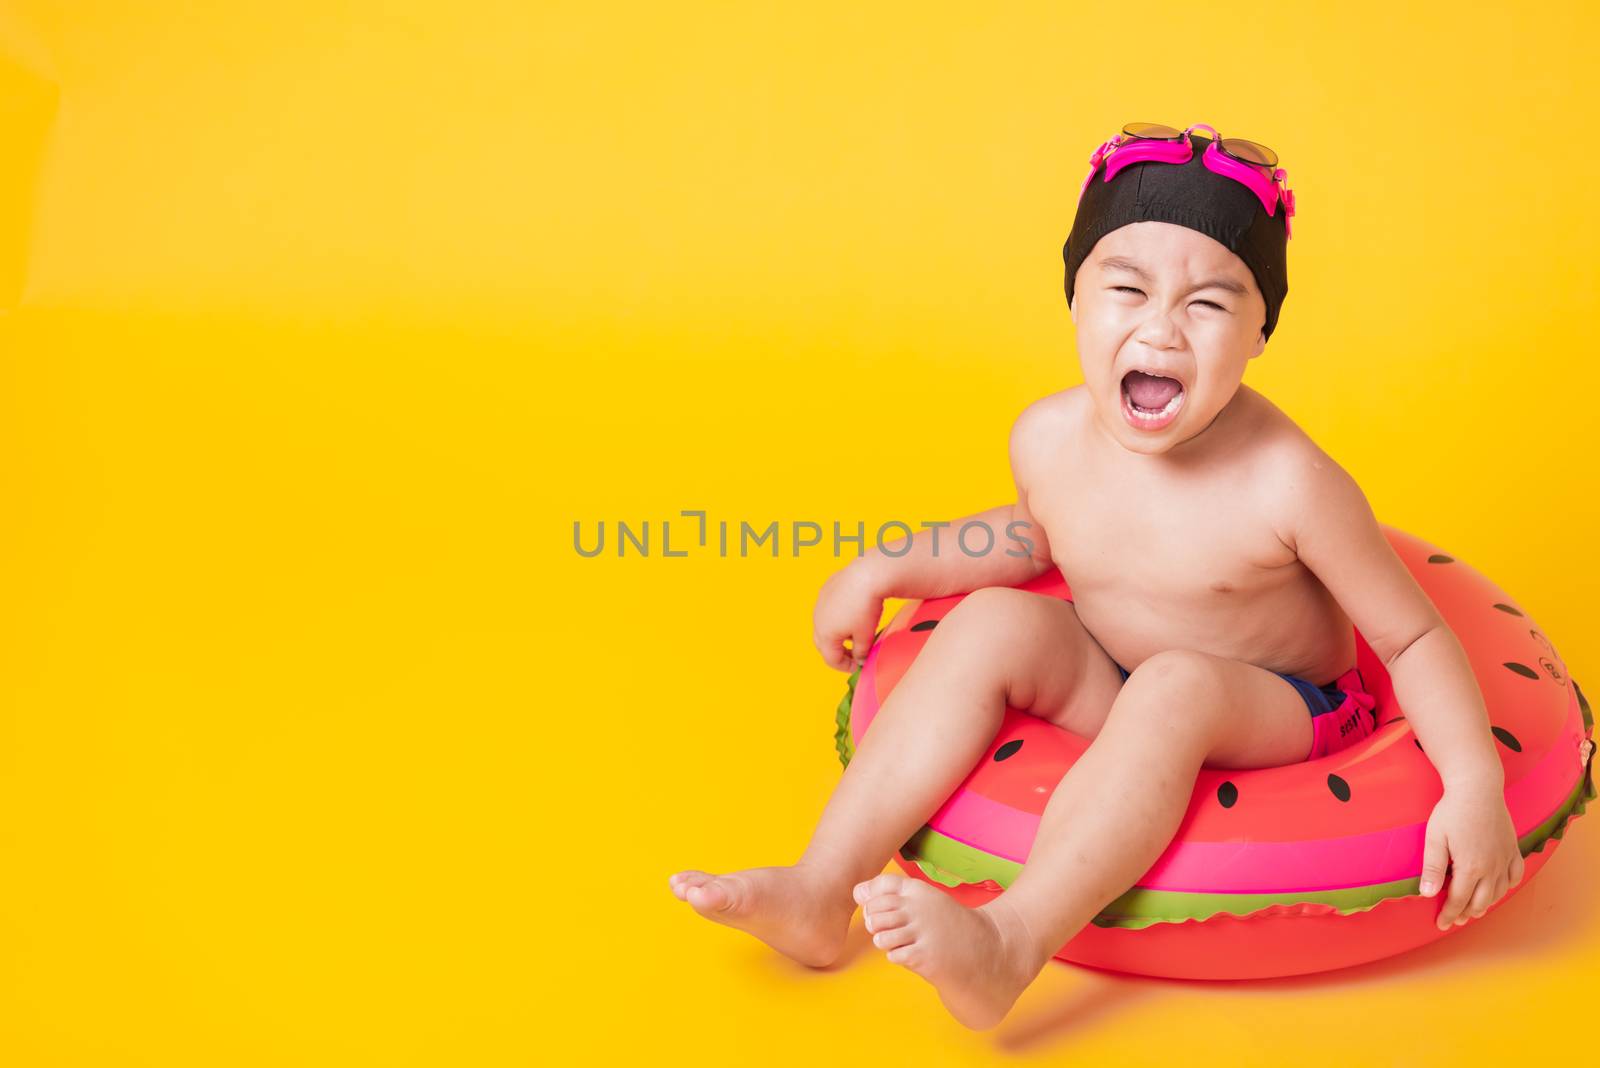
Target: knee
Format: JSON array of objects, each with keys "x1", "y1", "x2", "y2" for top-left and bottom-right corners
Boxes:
[
  {"x1": 923, "y1": 586, "x2": 1040, "y2": 657},
  {"x1": 1118, "y1": 650, "x2": 1231, "y2": 725},
  {"x1": 937, "y1": 586, "x2": 1033, "y2": 631}
]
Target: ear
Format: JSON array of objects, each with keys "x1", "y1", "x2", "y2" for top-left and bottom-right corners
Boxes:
[{"x1": 1248, "y1": 327, "x2": 1267, "y2": 359}]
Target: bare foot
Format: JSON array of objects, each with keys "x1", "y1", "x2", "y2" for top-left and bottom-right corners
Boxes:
[
  {"x1": 854, "y1": 872, "x2": 1047, "y2": 1030},
  {"x1": 667, "y1": 864, "x2": 855, "y2": 968}
]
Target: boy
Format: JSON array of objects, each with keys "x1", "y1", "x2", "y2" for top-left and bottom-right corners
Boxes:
[{"x1": 668, "y1": 124, "x2": 1522, "y2": 1030}]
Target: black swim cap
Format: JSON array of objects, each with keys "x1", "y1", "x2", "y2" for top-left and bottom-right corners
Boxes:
[{"x1": 1062, "y1": 132, "x2": 1290, "y2": 341}]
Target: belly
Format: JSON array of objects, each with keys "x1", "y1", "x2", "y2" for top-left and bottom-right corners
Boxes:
[{"x1": 1066, "y1": 566, "x2": 1359, "y2": 686}]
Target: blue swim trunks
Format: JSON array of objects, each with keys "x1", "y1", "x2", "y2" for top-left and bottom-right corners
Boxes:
[{"x1": 1113, "y1": 660, "x2": 1379, "y2": 760}]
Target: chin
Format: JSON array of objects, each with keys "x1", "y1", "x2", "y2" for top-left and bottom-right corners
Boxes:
[
  {"x1": 1118, "y1": 433, "x2": 1184, "y2": 456},
  {"x1": 1094, "y1": 401, "x2": 1172, "y2": 453}
]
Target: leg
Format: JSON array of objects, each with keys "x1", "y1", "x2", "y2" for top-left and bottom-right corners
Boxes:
[
  {"x1": 668, "y1": 587, "x2": 1122, "y2": 967},
  {"x1": 858, "y1": 650, "x2": 1312, "y2": 1029}
]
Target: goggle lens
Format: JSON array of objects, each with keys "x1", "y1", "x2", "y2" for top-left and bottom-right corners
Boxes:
[
  {"x1": 1120, "y1": 125, "x2": 1279, "y2": 173},
  {"x1": 1121, "y1": 122, "x2": 1185, "y2": 140},
  {"x1": 1219, "y1": 136, "x2": 1279, "y2": 172}
]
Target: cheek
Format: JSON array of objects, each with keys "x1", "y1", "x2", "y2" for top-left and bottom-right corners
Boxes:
[
  {"x1": 1190, "y1": 357, "x2": 1247, "y2": 402},
  {"x1": 1074, "y1": 327, "x2": 1118, "y2": 366}
]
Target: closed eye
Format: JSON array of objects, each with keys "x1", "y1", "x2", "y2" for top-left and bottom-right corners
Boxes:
[{"x1": 1112, "y1": 286, "x2": 1225, "y2": 311}]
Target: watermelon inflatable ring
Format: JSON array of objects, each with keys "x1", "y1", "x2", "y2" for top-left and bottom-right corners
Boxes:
[{"x1": 834, "y1": 526, "x2": 1594, "y2": 979}]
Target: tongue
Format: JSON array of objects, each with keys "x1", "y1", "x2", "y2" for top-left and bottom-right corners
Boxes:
[{"x1": 1125, "y1": 371, "x2": 1182, "y2": 411}]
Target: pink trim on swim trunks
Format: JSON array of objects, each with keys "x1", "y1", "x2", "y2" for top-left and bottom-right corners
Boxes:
[{"x1": 1306, "y1": 666, "x2": 1379, "y2": 761}]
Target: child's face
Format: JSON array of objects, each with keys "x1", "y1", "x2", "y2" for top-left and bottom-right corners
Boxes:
[{"x1": 1070, "y1": 221, "x2": 1268, "y2": 456}]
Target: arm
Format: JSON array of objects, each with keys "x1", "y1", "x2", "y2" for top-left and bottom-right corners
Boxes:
[
  {"x1": 811, "y1": 405, "x2": 1057, "y2": 670},
  {"x1": 1279, "y1": 452, "x2": 1500, "y2": 787},
  {"x1": 854, "y1": 499, "x2": 1051, "y2": 602},
  {"x1": 811, "y1": 499, "x2": 1047, "y2": 672},
  {"x1": 852, "y1": 400, "x2": 1057, "y2": 600},
  {"x1": 1281, "y1": 449, "x2": 1522, "y2": 928}
]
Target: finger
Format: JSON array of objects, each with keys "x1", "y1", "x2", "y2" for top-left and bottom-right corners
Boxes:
[
  {"x1": 815, "y1": 631, "x2": 849, "y2": 672},
  {"x1": 1419, "y1": 827, "x2": 1449, "y2": 897},
  {"x1": 1465, "y1": 876, "x2": 1497, "y2": 927},
  {"x1": 1463, "y1": 875, "x2": 1501, "y2": 922},
  {"x1": 849, "y1": 628, "x2": 874, "y2": 670},
  {"x1": 1438, "y1": 870, "x2": 1477, "y2": 930},
  {"x1": 1483, "y1": 873, "x2": 1509, "y2": 914},
  {"x1": 1508, "y1": 852, "x2": 1526, "y2": 886}
]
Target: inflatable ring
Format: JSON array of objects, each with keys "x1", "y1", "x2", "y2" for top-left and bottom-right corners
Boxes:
[{"x1": 833, "y1": 526, "x2": 1594, "y2": 980}]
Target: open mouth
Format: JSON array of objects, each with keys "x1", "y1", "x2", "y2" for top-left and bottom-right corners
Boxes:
[{"x1": 1120, "y1": 370, "x2": 1186, "y2": 430}]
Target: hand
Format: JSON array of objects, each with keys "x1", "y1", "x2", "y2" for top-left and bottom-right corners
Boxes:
[
  {"x1": 1419, "y1": 780, "x2": 1525, "y2": 931},
  {"x1": 812, "y1": 560, "x2": 885, "y2": 673}
]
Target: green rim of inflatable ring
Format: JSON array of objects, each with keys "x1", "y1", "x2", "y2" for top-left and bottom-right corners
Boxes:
[
  {"x1": 833, "y1": 672, "x2": 1596, "y2": 930},
  {"x1": 833, "y1": 665, "x2": 860, "y2": 767}
]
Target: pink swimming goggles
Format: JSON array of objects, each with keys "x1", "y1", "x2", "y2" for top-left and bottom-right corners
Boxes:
[{"x1": 1078, "y1": 122, "x2": 1296, "y2": 239}]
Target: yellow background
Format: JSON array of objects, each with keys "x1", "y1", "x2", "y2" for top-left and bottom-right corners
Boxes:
[{"x1": 1, "y1": 2, "x2": 1596, "y2": 1064}]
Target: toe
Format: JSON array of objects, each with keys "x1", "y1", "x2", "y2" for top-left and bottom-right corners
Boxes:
[
  {"x1": 853, "y1": 872, "x2": 907, "y2": 905},
  {"x1": 897, "y1": 878, "x2": 943, "y2": 903},
  {"x1": 686, "y1": 877, "x2": 734, "y2": 913},
  {"x1": 862, "y1": 894, "x2": 903, "y2": 920},
  {"x1": 886, "y1": 944, "x2": 920, "y2": 966},
  {"x1": 872, "y1": 924, "x2": 917, "y2": 951},
  {"x1": 669, "y1": 871, "x2": 714, "y2": 900},
  {"x1": 863, "y1": 908, "x2": 906, "y2": 934}
]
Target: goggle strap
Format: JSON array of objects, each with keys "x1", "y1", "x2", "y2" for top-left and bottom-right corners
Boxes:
[{"x1": 1088, "y1": 136, "x2": 1121, "y2": 168}]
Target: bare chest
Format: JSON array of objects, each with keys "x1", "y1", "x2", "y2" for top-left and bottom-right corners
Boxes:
[{"x1": 1034, "y1": 467, "x2": 1292, "y2": 604}]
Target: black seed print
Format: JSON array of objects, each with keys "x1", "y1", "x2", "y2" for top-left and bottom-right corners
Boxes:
[
  {"x1": 910, "y1": 620, "x2": 939, "y2": 632},
  {"x1": 1379, "y1": 717, "x2": 1404, "y2": 727},
  {"x1": 993, "y1": 739, "x2": 1023, "y2": 761},
  {"x1": 1493, "y1": 603, "x2": 1524, "y2": 616},
  {"x1": 1217, "y1": 781, "x2": 1238, "y2": 808},
  {"x1": 1327, "y1": 774, "x2": 1352, "y2": 802},
  {"x1": 1414, "y1": 738, "x2": 1424, "y2": 751},
  {"x1": 1504, "y1": 662, "x2": 1540, "y2": 680},
  {"x1": 1492, "y1": 726, "x2": 1522, "y2": 753},
  {"x1": 1427, "y1": 554, "x2": 1454, "y2": 564}
]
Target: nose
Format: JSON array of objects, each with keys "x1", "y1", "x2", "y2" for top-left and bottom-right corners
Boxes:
[{"x1": 1132, "y1": 306, "x2": 1184, "y2": 349}]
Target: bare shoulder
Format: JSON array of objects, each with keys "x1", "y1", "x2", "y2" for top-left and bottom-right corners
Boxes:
[
  {"x1": 1009, "y1": 386, "x2": 1084, "y2": 487},
  {"x1": 1244, "y1": 388, "x2": 1359, "y2": 487},
  {"x1": 1237, "y1": 386, "x2": 1369, "y2": 548}
]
